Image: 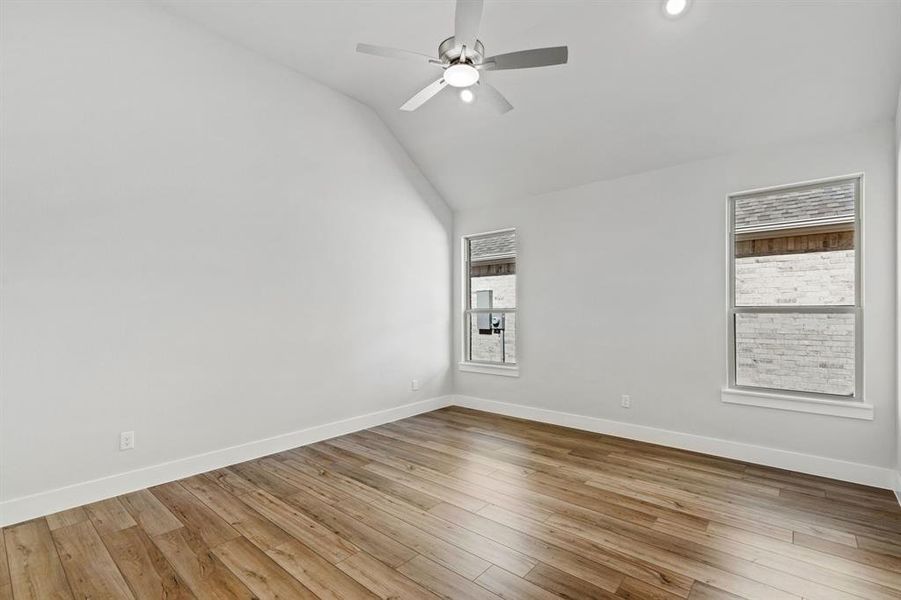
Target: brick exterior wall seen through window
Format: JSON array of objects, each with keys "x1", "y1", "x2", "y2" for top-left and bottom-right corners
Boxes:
[{"x1": 470, "y1": 274, "x2": 516, "y2": 363}]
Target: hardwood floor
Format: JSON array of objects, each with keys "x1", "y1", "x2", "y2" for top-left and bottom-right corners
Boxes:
[{"x1": 3, "y1": 406, "x2": 900, "y2": 599}]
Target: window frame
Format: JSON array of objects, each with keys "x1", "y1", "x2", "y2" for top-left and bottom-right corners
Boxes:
[
  {"x1": 725, "y1": 173, "x2": 866, "y2": 408},
  {"x1": 460, "y1": 228, "x2": 519, "y2": 377}
]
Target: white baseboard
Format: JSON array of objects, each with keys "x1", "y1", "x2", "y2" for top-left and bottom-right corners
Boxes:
[
  {"x1": 453, "y1": 395, "x2": 897, "y2": 490},
  {"x1": 0, "y1": 395, "x2": 454, "y2": 527},
  {"x1": 4, "y1": 393, "x2": 895, "y2": 527}
]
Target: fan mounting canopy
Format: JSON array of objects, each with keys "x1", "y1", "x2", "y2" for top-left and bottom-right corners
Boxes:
[{"x1": 438, "y1": 37, "x2": 485, "y2": 64}]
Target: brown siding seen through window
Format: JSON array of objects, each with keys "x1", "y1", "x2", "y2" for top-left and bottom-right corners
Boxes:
[{"x1": 735, "y1": 229, "x2": 853, "y2": 259}]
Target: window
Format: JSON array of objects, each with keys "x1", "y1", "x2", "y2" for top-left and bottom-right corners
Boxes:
[
  {"x1": 461, "y1": 229, "x2": 517, "y2": 375},
  {"x1": 727, "y1": 175, "x2": 864, "y2": 409}
]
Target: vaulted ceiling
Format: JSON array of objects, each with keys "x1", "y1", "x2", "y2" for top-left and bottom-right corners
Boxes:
[{"x1": 159, "y1": 0, "x2": 901, "y2": 210}]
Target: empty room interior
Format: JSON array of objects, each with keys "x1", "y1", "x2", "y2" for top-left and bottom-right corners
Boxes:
[{"x1": 3, "y1": 0, "x2": 901, "y2": 598}]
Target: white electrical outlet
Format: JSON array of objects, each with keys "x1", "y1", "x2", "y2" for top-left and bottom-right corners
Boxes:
[
  {"x1": 119, "y1": 431, "x2": 135, "y2": 451},
  {"x1": 411, "y1": 379, "x2": 420, "y2": 391},
  {"x1": 621, "y1": 395, "x2": 631, "y2": 408}
]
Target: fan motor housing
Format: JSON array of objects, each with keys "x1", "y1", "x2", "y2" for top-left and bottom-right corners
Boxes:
[{"x1": 439, "y1": 37, "x2": 485, "y2": 65}]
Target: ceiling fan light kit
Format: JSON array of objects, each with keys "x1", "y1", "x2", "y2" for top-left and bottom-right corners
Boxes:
[
  {"x1": 664, "y1": 0, "x2": 690, "y2": 17},
  {"x1": 444, "y1": 63, "x2": 480, "y2": 88},
  {"x1": 355, "y1": 0, "x2": 568, "y2": 113}
]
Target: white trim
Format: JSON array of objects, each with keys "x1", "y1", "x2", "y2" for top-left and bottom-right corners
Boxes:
[
  {"x1": 730, "y1": 172, "x2": 866, "y2": 198},
  {"x1": 721, "y1": 388, "x2": 873, "y2": 420},
  {"x1": 726, "y1": 173, "x2": 865, "y2": 403},
  {"x1": 3, "y1": 394, "x2": 894, "y2": 526},
  {"x1": 461, "y1": 228, "x2": 518, "y2": 370},
  {"x1": 453, "y1": 395, "x2": 895, "y2": 490},
  {"x1": 0, "y1": 395, "x2": 454, "y2": 527},
  {"x1": 458, "y1": 362, "x2": 520, "y2": 377},
  {"x1": 895, "y1": 87, "x2": 900, "y2": 512},
  {"x1": 463, "y1": 227, "x2": 516, "y2": 240}
]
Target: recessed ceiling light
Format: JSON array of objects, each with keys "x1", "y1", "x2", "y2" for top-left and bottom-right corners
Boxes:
[
  {"x1": 664, "y1": 0, "x2": 688, "y2": 17},
  {"x1": 460, "y1": 88, "x2": 474, "y2": 103},
  {"x1": 444, "y1": 63, "x2": 480, "y2": 88}
]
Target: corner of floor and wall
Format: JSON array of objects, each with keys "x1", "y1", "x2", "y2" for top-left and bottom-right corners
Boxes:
[{"x1": 2, "y1": 0, "x2": 901, "y2": 528}]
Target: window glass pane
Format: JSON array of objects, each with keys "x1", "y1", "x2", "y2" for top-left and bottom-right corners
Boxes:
[
  {"x1": 469, "y1": 231, "x2": 516, "y2": 309},
  {"x1": 734, "y1": 179, "x2": 855, "y2": 229},
  {"x1": 735, "y1": 312, "x2": 854, "y2": 396},
  {"x1": 735, "y1": 250, "x2": 854, "y2": 306},
  {"x1": 733, "y1": 180, "x2": 855, "y2": 307},
  {"x1": 468, "y1": 312, "x2": 516, "y2": 364}
]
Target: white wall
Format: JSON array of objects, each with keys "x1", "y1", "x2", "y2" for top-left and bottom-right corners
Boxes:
[
  {"x1": 455, "y1": 122, "x2": 897, "y2": 470},
  {"x1": 0, "y1": 0, "x2": 452, "y2": 507}
]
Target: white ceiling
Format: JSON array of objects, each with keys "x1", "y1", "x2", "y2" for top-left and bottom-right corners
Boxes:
[{"x1": 158, "y1": 0, "x2": 901, "y2": 210}]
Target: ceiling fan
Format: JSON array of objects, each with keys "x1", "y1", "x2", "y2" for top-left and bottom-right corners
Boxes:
[{"x1": 356, "y1": 0, "x2": 568, "y2": 114}]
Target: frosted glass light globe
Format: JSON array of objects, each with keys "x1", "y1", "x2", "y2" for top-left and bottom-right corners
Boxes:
[{"x1": 445, "y1": 63, "x2": 479, "y2": 88}]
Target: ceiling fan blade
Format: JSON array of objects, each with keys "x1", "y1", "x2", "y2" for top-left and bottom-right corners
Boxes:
[
  {"x1": 400, "y1": 77, "x2": 449, "y2": 111},
  {"x1": 356, "y1": 43, "x2": 439, "y2": 65},
  {"x1": 482, "y1": 46, "x2": 568, "y2": 71},
  {"x1": 454, "y1": 0, "x2": 483, "y2": 51},
  {"x1": 478, "y1": 82, "x2": 513, "y2": 114}
]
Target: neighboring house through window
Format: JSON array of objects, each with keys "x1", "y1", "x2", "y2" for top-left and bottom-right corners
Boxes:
[
  {"x1": 461, "y1": 229, "x2": 518, "y2": 376},
  {"x1": 727, "y1": 175, "x2": 862, "y2": 405}
]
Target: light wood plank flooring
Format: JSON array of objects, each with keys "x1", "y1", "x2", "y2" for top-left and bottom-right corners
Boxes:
[{"x1": 3, "y1": 406, "x2": 900, "y2": 599}]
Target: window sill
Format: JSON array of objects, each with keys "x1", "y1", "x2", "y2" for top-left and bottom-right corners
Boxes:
[
  {"x1": 721, "y1": 388, "x2": 873, "y2": 420},
  {"x1": 458, "y1": 362, "x2": 520, "y2": 377}
]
